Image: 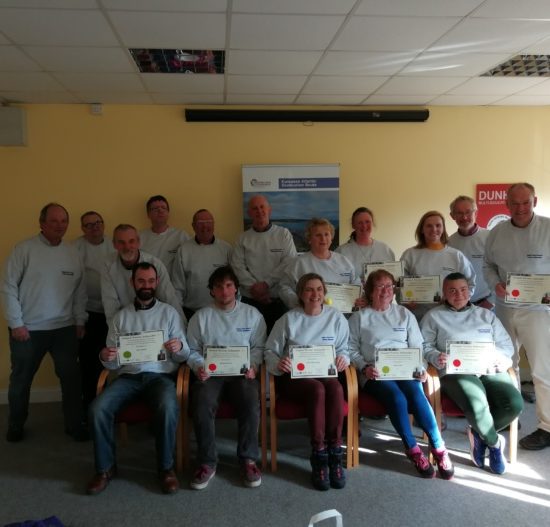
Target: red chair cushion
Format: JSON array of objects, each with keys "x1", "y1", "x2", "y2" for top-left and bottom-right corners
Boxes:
[
  {"x1": 441, "y1": 394, "x2": 463, "y2": 416},
  {"x1": 115, "y1": 401, "x2": 153, "y2": 425},
  {"x1": 275, "y1": 397, "x2": 349, "y2": 420},
  {"x1": 357, "y1": 392, "x2": 387, "y2": 417}
]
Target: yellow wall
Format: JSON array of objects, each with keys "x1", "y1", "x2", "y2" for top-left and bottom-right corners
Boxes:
[{"x1": 2, "y1": 104, "x2": 550, "y2": 392}]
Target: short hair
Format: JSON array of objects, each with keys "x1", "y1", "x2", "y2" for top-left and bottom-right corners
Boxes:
[
  {"x1": 113, "y1": 223, "x2": 138, "y2": 240},
  {"x1": 305, "y1": 217, "x2": 335, "y2": 242},
  {"x1": 80, "y1": 210, "x2": 103, "y2": 224},
  {"x1": 146, "y1": 195, "x2": 169, "y2": 212},
  {"x1": 507, "y1": 182, "x2": 535, "y2": 198},
  {"x1": 443, "y1": 272, "x2": 468, "y2": 285},
  {"x1": 39, "y1": 202, "x2": 69, "y2": 224},
  {"x1": 296, "y1": 273, "x2": 327, "y2": 308},
  {"x1": 449, "y1": 196, "x2": 476, "y2": 214},
  {"x1": 192, "y1": 208, "x2": 210, "y2": 223},
  {"x1": 208, "y1": 265, "x2": 239, "y2": 290},
  {"x1": 364, "y1": 269, "x2": 396, "y2": 305},
  {"x1": 415, "y1": 210, "x2": 448, "y2": 248},
  {"x1": 131, "y1": 261, "x2": 158, "y2": 281}
]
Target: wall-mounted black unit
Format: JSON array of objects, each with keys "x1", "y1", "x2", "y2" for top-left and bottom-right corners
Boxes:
[{"x1": 184, "y1": 109, "x2": 429, "y2": 123}]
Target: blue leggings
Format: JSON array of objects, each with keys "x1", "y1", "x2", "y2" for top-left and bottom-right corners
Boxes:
[{"x1": 363, "y1": 379, "x2": 443, "y2": 450}]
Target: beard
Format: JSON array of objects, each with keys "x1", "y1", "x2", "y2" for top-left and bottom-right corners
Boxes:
[{"x1": 136, "y1": 288, "x2": 156, "y2": 301}]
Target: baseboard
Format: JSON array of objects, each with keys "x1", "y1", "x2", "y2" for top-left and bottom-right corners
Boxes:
[{"x1": 0, "y1": 388, "x2": 61, "y2": 405}]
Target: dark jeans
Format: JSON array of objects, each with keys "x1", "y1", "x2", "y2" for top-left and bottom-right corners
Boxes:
[
  {"x1": 192, "y1": 376, "x2": 260, "y2": 466},
  {"x1": 441, "y1": 372, "x2": 524, "y2": 446},
  {"x1": 277, "y1": 374, "x2": 344, "y2": 451},
  {"x1": 8, "y1": 326, "x2": 84, "y2": 431},
  {"x1": 89, "y1": 372, "x2": 179, "y2": 472},
  {"x1": 78, "y1": 311, "x2": 108, "y2": 413}
]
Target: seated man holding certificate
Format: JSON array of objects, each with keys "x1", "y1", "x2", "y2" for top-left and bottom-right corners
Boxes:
[
  {"x1": 87, "y1": 262, "x2": 190, "y2": 496},
  {"x1": 265, "y1": 273, "x2": 350, "y2": 491},
  {"x1": 348, "y1": 269, "x2": 454, "y2": 480},
  {"x1": 421, "y1": 273, "x2": 523, "y2": 475},
  {"x1": 186, "y1": 266, "x2": 266, "y2": 490}
]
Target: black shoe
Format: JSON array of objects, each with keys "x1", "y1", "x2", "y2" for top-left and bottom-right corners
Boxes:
[
  {"x1": 66, "y1": 425, "x2": 90, "y2": 442},
  {"x1": 328, "y1": 447, "x2": 346, "y2": 489},
  {"x1": 6, "y1": 426, "x2": 24, "y2": 442},
  {"x1": 519, "y1": 428, "x2": 550, "y2": 450},
  {"x1": 310, "y1": 449, "x2": 330, "y2": 491},
  {"x1": 521, "y1": 389, "x2": 536, "y2": 404}
]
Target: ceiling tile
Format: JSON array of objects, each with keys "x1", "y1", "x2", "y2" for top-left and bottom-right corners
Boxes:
[
  {"x1": 332, "y1": 16, "x2": 460, "y2": 52},
  {"x1": 24, "y1": 47, "x2": 135, "y2": 73},
  {"x1": 227, "y1": 74, "x2": 307, "y2": 94},
  {"x1": 0, "y1": 46, "x2": 41, "y2": 71},
  {"x1": 363, "y1": 94, "x2": 433, "y2": 105},
  {"x1": 0, "y1": 90, "x2": 79, "y2": 103},
  {"x1": 296, "y1": 94, "x2": 366, "y2": 104},
  {"x1": 0, "y1": 1, "x2": 95, "y2": 7},
  {"x1": 0, "y1": 71, "x2": 65, "y2": 91},
  {"x1": 75, "y1": 91, "x2": 154, "y2": 104},
  {"x1": 108, "y1": 11, "x2": 226, "y2": 48},
  {"x1": 401, "y1": 52, "x2": 511, "y2": 76},
  {"x1": 473, "y1": 0, "x2": 550, "y2": 19},
  {"x1": 375, "y1": 76, "x2": 467, "y2": 95},
  {"x1": 303, "y1": 75, "x2": 387, "y2": 95},
  {"x1": 142, "y1": 73, "x2": 224, "y2": 93},
  {"x1": 522, "y1": 35, "x2": 550, "y2": 55},
  {"x1": 230, "y1": 14, "x2": 344, "y2": 50},
  {"x1": 448, "y1": 76, "x2": 546, "y2": 95},
  {"x1": 495, "y1": 94, "x2": 550, "y2": 105},
  {"x1": 0, "y1": 8, "x2": 119, "y2": 46},
  {"x1": 52, "y1": 72, "x2": 144, "y2": 91},
  {"x1": 515, "y1": 79, "x2": 550, "y2": 96},
  {"x1": 356, "y1": 0, "x2": 485, "y2": 17},
  {"x1": 152, "y1": 93, "x2": 224, "y2": 104},
  {"x1": 233, "y1": 0, "x2": 356, "y2": 15},
  {"x1": 429, "y1": 94, "x2": 504, "y2": 105},
  {"x1": 102, "y1": 0, "x2": 226, "y2": 11},
  {"x1": 227, "y1": 50, "x2": 322, "y2": 75},
  {"x1": 316, "y1": 51, "x2": 418, "y2": 76},
  {"x1": 226, "y1": 93, "x2": 297, "y2": 104}
]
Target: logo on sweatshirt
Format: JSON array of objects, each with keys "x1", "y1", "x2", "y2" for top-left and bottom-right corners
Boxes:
[{"x1": 61, "y1": 271, "x2": 74, "y2": 276}]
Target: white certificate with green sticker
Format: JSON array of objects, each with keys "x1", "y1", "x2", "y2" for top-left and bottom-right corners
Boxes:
[
  {"x1": 117, "y1": 330, "x2": 166, "y2": 364},
  {"x1": 375, "y1": 347, "x2": 423, "y2": 380}
]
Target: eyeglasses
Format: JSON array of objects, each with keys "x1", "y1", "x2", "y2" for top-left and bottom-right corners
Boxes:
[
  {"x1": 82, "y1": 220, "x2": 103, "y2": 229},
  {"x1": 374, "y1": 284, "x2": 395, "y2": 290}
]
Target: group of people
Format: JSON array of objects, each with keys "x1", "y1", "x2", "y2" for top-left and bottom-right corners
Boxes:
[{"x1": 1, "y1": 182, "x2": 549, "y2": 495}]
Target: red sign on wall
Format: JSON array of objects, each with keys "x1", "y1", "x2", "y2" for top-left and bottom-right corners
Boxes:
[{"x1": 476, "y1": 184, "x2": 510, "y2": 229}]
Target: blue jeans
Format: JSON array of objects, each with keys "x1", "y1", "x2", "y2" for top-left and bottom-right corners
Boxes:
[
  {"x1": 89, "y1": 372, "x2": 179, "y2": 472},
  {"x1": 363, "y1": 379, "x2": 443, "y2": 450},
  {"x1": 8, "y1": 326, "x2": 84, "y2": 431}
]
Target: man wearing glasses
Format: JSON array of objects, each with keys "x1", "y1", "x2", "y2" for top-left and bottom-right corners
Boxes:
[{"x1": 73, "y1": 211, "x2": 116, "y2": 414}]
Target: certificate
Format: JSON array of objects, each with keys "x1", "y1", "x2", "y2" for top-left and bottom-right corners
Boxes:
[
  {"x1": 324, "y1": 282, "x2": 362, "y2": 313},
  {"x1": 364, "y1": 261, "x2": 404, "y2": 282},
  {"x1": 205, "y1": 346, "x2": 250, "y2": 376},
  {"x1": 290, "y1": 345, "x2": 337, "y2": 379},
  {"x1": 375, "y1": 347, "x2": 424, "y2": 380},
  {"x1": 399, "y1": 275, "x2": 441, "y2": 303},
  {"x1": 505, "y1": 273, "x2": 550, "y2": 305},
  {"x1": 445, "y1": 341, "x2": 496, "y2": 375},
  {"x1": 117, "y1": 330, "x2": 166, "y2": 364}
]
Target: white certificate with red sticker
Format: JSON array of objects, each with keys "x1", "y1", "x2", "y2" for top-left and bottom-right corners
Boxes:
[
  {"x1": 374, "y1": 347, "x2": 423, "y2": 380},
  {"x1": 290, "y1": 345, "x2": 337, "y2": 378},
  {"x1": 205, "y1": 346, "x2": 250, "y2": 376},
  {"x1": 445, "y1": 341, "x2": 496, "y2": 375},
  {"x1": 364, "y1": 261, "x2": 404, "y2": 282},
  {"x1": 505, "y1": 273, "x2": 550, "y2": 305},
  {"x1": 117, "y1": 330, "x2": 166, "y2": 364},
  {"x1": 399, "y1": 275, "x2": 441, "y2": 303},
  {"x1": 324, "y1": 282, "x2": 362, "y2": 313}
]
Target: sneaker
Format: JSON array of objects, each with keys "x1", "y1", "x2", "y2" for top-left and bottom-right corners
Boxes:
[
  {"x1": 488, "y1": 435, "x2": 507, "y2": 475},
  {"x1": 328, "y1": 447, "x2": 346, "y2": 489},
  {"x1": 241, "y1": 459, "x2": 262, "y2": 488},
  {"x1": 467, "y1": 426, "x2": 486, "y2": 468},
  {"x1": 431, "y1": 447, "x2": 454, "y2": 480},
  {"x1": 310, "y1": 449, "x2": 330, "y2": 491},
  {"x1": 519, "y1": 428, "x2": 550, "y2": 450},
  {"x1": 190, "y1": 464, "x2": 216, "y2": 490},
  {"x1": 406, "y1": 445, "x2": 435, "y2": 479}
]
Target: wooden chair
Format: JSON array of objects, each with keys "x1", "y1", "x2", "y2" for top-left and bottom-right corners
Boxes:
[
  {"x1": 181, "y1": 365, "x2": 267, "y2": 470},
  {"x1": 265, "y1": 367, "x2": 358, "y2": 472},
  {"x1": 426, "y1": 365, "x2": 519, "y2": 463},
  {"x1": 95, "y1": 364, "x2": 186, "y2": 472}
]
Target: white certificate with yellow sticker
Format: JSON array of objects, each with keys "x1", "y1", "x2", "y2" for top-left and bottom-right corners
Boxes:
[
  {"x1": 505, "y1": 273, "x2": 550, "y2": 305},
  {"x1": 364, "y1": 261, "x2": 404, "y2": 282},
  {"x1": 445, "y1": 341, "x2": 496, "y2": 375},
  {"x1": 399, "y1": 275, "x2": 441, "y2": 303},
  {"x1": 117, "y1": 330, "x2": 166, "y2": 364},
  {"x1": 375, "y1": 347, "x2": 424, "y2": 380},
  {"x1": 324, "y1": 282, "x2": 362, "y2": 313},
  {"x1": 205, "y1": 346, "x2": 250, "y2": 376},
  {"x1": 290, "y1": 345, "x2": 337, "y2": 378}
]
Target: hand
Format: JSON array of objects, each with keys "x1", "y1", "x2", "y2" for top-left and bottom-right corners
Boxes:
[
  {"x1": 363, "y1": 365, "x2": 379, "y2": 381},
  {"x1": 335, "y1": 355, "x2": 348, "y2": 372},
  {"x1": 495, "y1": 282, "x2": 507, "y2": 299},
  {"x1": 197, "y1": 367, "x2": 210, "y2": 382},
  {"x1": 76, "y1": 325, "x2": 86, "y2": 339},
  {"x1": 413, "y1": 369, "x2": 428, "y2": 382},
  {"x1": 244, "y1": 366, "x2": 257, "y2": 379},
  {"x1": 11, "y1": 326, "x2": 30, "y2": 342},
  {"x1": 164, "y1": 338, "x2": 182, "y2": 355},
  {"x1": 250, "y1": 282, "x2": 271, "y2": 304},
  {"x1": 437, "y1": 352, "x2": 447, "y2": 368},
  {"x1": 277, "y1": 356, "x2": 292, "y2": 374},
  {"x1": 100, "y1": 346, "x2": 118, "y2": 362},
  {"x1": 354, "y1": 297, "x2": 367, "y2": 309}
]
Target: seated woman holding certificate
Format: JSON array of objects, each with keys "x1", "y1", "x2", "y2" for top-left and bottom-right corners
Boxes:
[
  {"x1": 400, "y1": 210, "x2": 476, "y2": 321},
  {"x1": 421, "y1": 272, "x2": 523, "y2": 475},
  {"x1": 278, "y1": 218, "x2": 363, "y2": 311},
  {"x1": 348, "y1": 269, "x2": 454, "y2": 480},
  {"x1": 265, "y1": 273, "x2": 350, "y2": 491},
  {"x1": 336, "y1": 206, "x2": 396, "y2": 282}
]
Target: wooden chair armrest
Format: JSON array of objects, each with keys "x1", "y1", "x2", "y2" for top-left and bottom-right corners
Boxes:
[{"x1": 96, "y1": 369, "x2": 110, "y2": 396}]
